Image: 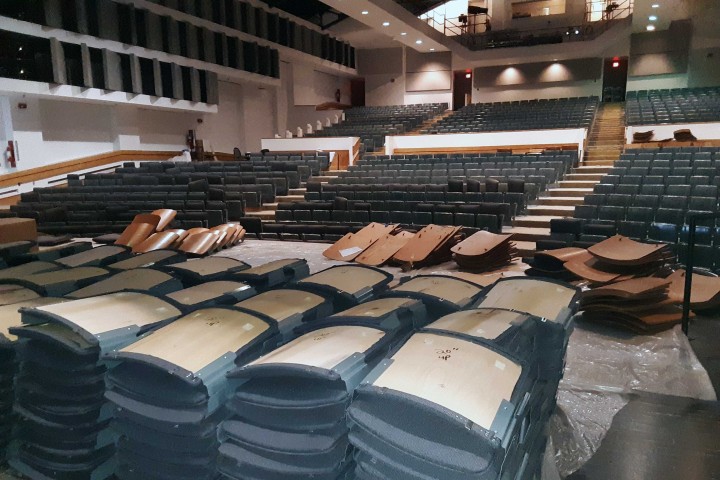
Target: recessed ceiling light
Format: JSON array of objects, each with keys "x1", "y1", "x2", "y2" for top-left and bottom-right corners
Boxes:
[
  {"x1": 400, "y1": 32, "x2": 407, "y2": 36},
  {"x1": 651, "y1": 3, "x2": 660, "y2": 8},
  {"x1": 382, "y1": 21, "x2": 390, "y2": 26},
  {"x1": 430, "y1": 48, "x2": 435, "y2": 51},
  {"x1": 361, "y1": 10, "x2": 369, "y2": 15},
  {"x1": 416, "y1": 39, "x2": 423, "y2": 44},
  {"x1": 646, "y1": 24, "x2": 656, "y2": 31},
  {"x1": 649, "y1": 15, "x2": 657, "y2": 21}
]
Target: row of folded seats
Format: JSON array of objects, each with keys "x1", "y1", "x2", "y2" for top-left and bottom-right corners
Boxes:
[
  {"x1": 306, "y1": 186, "x2": 525, "y2": 218},
  {"x1": 335, "y1": 165, "x2": 561, "y2": 188},
  {"x1": 356, "y1": 152, "x2": 576, "y2": 171},
  {"x1": 274, "y1": 201, "x2": 506, "y2": 232},
  {"x1": 308, "y1": 103, "x2": 447, "y2": 151},
  {"x1": 545, "y1": 218, "x2": 720, "y2": 270},
  {"x1": 111, "y1": 164, "x2": 302, "y2": 198},
  {"x1": 12, "y1": 203, "x2": 233, "y2": 236},
  {"x1": 423, "y1": 96, "x2": 598, "y2": 133},
  {"x1": 625, "y1": 87, "x2": 720, "y2": 125}
]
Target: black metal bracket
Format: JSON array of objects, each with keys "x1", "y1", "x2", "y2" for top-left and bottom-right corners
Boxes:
[{"x1": 681, "y1": 212, "x2": 720, "y2": 335}]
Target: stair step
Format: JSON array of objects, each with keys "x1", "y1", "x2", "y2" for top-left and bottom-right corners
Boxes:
[
  {"x1": 245, "y1": 210, "x2": 277, "y2": 221},
  {"x1": 514, "y1": 241, "x2": 537, "y2": 257},
  {"x1": 566, "y1": 173, "x2": 605, "y2": 181},
  {"x1": 576, "y1": 165, "x2": 614, "y2": 173},
  {"x1": 504, "y1": 226, "x2": 551, "y2": 242},
  {"x1": 558, "y1": 180, "x2": 598, "y2": 188},
  {"x1": 527, "y1": 205, "x2": 577, "y2": 216},
  {"x1": 288, "y1": 188, "x2": 307, "y2": 195},
  {"x1": 547, "y1": 187, "x2": 593, "y2": 197},
  {"x1": 536, "y1": 196, "x2": 586, "y2": 206},
  {"x1": 276, "y1": 195, "x2": 305, "y2": 202},
  {"x1": 513, "y1": 215, "x2": 565, "y2": 228},
  {"x1": 312, "y1": 176, "x2": 337, "y2": 183}
]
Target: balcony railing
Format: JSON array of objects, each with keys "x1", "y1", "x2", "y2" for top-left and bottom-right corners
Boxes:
[{"x1": 420, "y1": 0, "x2": 633, "y2": 51}]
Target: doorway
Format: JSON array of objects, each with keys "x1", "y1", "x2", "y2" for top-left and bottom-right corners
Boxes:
[
  {"x1": 453, "y1": 70, "x2": 473, "y2": 110},
  {"x1": 602, "y1": 57, "x2": 628, "y2": 102},
  {"x1": 350, "y1": 78, "x2": 365, "y2": 107}
]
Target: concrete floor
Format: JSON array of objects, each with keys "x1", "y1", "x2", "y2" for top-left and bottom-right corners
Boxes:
[{"x1": 0, "y1": 239, "x2": 717, "y2": 479}]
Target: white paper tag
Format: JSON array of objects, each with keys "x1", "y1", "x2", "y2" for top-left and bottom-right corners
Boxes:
[
  {"x1": 494, "y1": 360, "x2": 506, "y2": 371},
  {"x1": 339, "y1": 246, "x2": 363, "y2": 258}
]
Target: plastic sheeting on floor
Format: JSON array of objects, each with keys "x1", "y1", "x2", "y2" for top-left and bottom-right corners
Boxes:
[{"x1": 549, "y1": 322, "x2": 717, "y2": 478}]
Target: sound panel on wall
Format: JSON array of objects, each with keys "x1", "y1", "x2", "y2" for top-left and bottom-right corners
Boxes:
[
  {"x1": 159, "y1": 61, "x2": 173, "y2": 98},
  {"x1": 62, "y1": 42, "x2": 84, "y2": 87},
  {"x1": 145, "y1": 11, "x2": 164, "y2": 51},
  {"x1": 97, "y1": 0, "x2": 119, "y2": 41},
  {"x1": 278, "y1": 17, "x2": 289, "y2": 47},
  {"x1": 186, "y1": 23, "x2": 199, "y2": 60},
  {"x1": 50, "y1": 38, "x2": 66, "y2": 84},
  {"x1": 102, "y1": 49, "x2": 122, "y2": 91},
  {"x1": 117, "y1": 3, "x2": 137, "y2": 45},
  {"x1": 202, "y1": 28, "x2": 216, "y2": 64},
  {"x1": 267, "y1": 12, "x2": 279, "y2": 43},
  {"x1": 205, "y1": 71, "x2": 219, "y2": 104},
  {"x1": 88, "y1": 46, "x2": 105, "y2": 89},
  {"x1": 256, "y1": 8, "x2": 268, "y2": 42},
  {"x1": 215, "y1": 33, "x2": 228, "y2": 67},
  {"x1": 243, "y1": 41, "x2": 259, "y2": 73},
  {"x1": 258, "y1": 44, "x2": 270, "y2": 77},
  {"x1": 138, "y1": 57, "x2": 156, "y2": 95}
]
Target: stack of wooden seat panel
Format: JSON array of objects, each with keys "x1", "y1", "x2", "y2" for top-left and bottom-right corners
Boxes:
[
  {"x1": 524, "y1": 247, "x2": 589, "y2": 280},
  {"x1": 391, "y1": 225, "x2": 462, "y2": 269},
  {"x1": 668, "y1": 269, "x2": 720, "y2": 311},
  {"x1": 216, "y1": 298, "x2": 427, "y2": 480},
  {"x1": 580, "y1": 277, "x2": 685, "y2": 332},
  {"x1": 564, "y1": 235, "x2": 672, "y2": 285},
  {"x1": 347, "y1": 278, "x2": 580, "y2": 480},
  {"x1": 451, "y1": 231, "x2": 518, "y2": 272},
  {"x1": 323, "y1": 223, "x2": 400, "y2": 263}
]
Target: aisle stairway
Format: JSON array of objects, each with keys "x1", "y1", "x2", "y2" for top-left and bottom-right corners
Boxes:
[
  {"x1": 244, "y1": 104, "x2": 627, "y2": 254},
  {"x1": 508, "y1": 103, "x2": 626, "y2": 243}
]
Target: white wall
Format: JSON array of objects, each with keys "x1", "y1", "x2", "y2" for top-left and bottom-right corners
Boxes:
[
  {"x1": 7, "y1": 95, "x2": 200, "y2": 174},
  {"x1": 626, "y1": 73, "x2": 689, "y2": 91}
]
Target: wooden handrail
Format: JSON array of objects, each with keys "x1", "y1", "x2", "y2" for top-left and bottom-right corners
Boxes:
[{"x1": 0, "y1": 150, "x2": 180, "y2": 188}]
